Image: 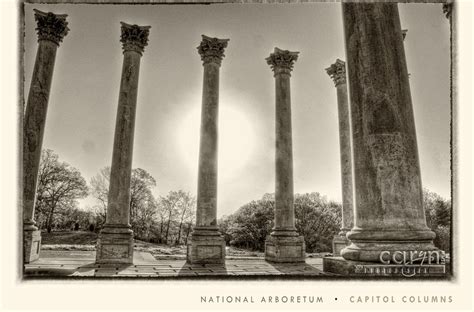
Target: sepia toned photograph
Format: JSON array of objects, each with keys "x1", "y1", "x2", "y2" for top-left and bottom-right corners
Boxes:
[{"x1": 20, "y1": 0, "x2": 452, "y2": 281}]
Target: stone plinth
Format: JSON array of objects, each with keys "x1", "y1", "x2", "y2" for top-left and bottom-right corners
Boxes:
[
  {"x1": 96, "y1": 22, "x2": 150, "y2": 265},
  {"x1": 323, "y1": 257, "x2": 446, "y2": 277},
  {"x1": 264, "y1": 48, "x2": 305, "y2": 263},
  {"x1": 338, "y1": 3, "x2": 437, "y2": 263},
  {"x1": 265, "y1": 235, "x2": 305, "y2": 263},
  {"x1": 24, "y1": 230, "x2": 41, "y2": 263},
  {"x1": 187, "y1": 35, "x2": 229, "y2": 264},
  {"x1": 187, "y1": 233, "x2": 226, "y2": 264},
  {"x1": 96, "y1": 226, "x2": 134, "y2": 264},
  {"x1": 23, "y1": 9, "x2": 69, "y2": 263}
]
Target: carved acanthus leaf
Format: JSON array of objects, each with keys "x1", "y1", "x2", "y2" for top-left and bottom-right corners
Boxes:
[
  {"x1": 326, "y1": 59, "x2": 346, "y2": 86},
  {"x1": 33, "y1": 9, "x2": 69, "y2": 46},
  {"x1": 120, "y1": 22, "x2": 151, "y2": 55},
  {"x1": 197, "y1": 35, "x2": 229, "y2": 66},
  {"x1": 266, "y1": 47, "x2": 299, "y2": 76}
]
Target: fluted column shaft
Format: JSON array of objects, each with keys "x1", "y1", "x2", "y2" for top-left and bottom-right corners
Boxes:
[{"x1": 341, "y1": 3, "x2": 436, "y2": 262}]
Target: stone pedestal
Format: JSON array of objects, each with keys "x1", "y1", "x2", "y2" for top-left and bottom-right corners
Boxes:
[
  {"x1": 23, "y1": 230, "x2": 41, "y2": 263},
  {"x1": 96, "y1": 226, "x2": 134, "y2": 264},
  {"x1": 23, "y1": 9, "x2": 69, "y2": 263},
  {"x1": 187, "y1": 232, "x2": 226, "y2": 264},
  {"x1": 187, "y1": 35, "x2": 229, "y2": 264},
  {"x1": 326, "y1": 59, "x2": 354, "y2": 256},
  {"x1": 337, "y1": 3, "x2": 437, "y2": 264},
  {"x1": 96, "y1": 22, "x2": 150, "y2": 265},
  {"x1": 264, "y1": 48, "x2": 305, "y2": 263},
  {"x1": 265, "y1": 235, "x2": 305, "y2": 263}
]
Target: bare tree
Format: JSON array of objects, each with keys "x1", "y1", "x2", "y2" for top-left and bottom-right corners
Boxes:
[
  {"x1": 89, "y1": 166, "x2": 158, "y2": 236},
  {"x1": 175, "y1": 191, "x2": 196, "y2": 245},
  {"x1": 158, "y1": 190, "x2": 196, "y2": 245},
  {"x1": 35, "y1": 149, "x2": 88, "y2": 232},
  {"x1": 89, "y1": 167, "x2": 110, "y2": 223}
]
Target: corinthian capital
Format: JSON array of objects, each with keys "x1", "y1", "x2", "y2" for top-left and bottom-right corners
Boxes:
[
  {"x1": 326, "y1": 59, "x2": 346, "y2": 87},
  {"x1": 33, "y1": 9, "x2": 69, "y2": 46},
  {"x1": 120, "y1": 22, "x2": 151, "y2": 55},
  {"x1": 266, "y1": 47, "x2": 299, "y2": 76},
  {"x1": 197, "y1": 35, "x2": 230, "y2": 66}
]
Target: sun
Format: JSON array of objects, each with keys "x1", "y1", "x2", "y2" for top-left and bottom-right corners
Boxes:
[{"x1": 177, "y1": 104, "x2": 255, "y2": 181}]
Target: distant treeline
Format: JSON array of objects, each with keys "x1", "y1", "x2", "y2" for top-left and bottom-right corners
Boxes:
[{"x1": 33, "y1": 149, "x2": 451, "y2": 253}]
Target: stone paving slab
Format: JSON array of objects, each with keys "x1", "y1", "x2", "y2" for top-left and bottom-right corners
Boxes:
[{"x1": 24, "y1": 250, "x2": 326, "y2": 278}]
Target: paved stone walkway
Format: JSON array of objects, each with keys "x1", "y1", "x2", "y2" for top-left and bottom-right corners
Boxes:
[{"x1": 24, "y1": 250, "x2": 325, "y2": 277}]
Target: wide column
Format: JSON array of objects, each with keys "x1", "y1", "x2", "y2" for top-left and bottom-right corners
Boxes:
[
  {"x1": 187, "y1": 35, "x2": 229, "y2": 264},
  {"x1": 325, "y1": 59, "x2": 354, "y2": 256},
  {"x1": 23, "y1": 9, "x2": 69, "y2": 263},
  {"x1": 341, "y1": 3, "x2": 436, "y2": 262},
  {"x1": 264, "y1": 48, "x2": 305, "y2": 263},
  {"x1": 96, "y1": 22, "x2": 150, "y2": 264}
]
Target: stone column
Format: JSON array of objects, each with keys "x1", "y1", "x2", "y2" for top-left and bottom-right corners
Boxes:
[
  {"x1": 325, "y1": 59, "x2": 354, "y2": 256},
  {"x1": 340, "y1": 3, "x2": 436, "y2": 262},
  {"x1": 96, "y1": 22, "x2": 150, "y2": 264},
  {"x1": 264, "y1": 48, "x2": 305, "y2": 263},
  {"x1": 23, "y1": 9, "x2": 69, "y2": 263},
  {"x1": 187, "y1": 35, "x2": 229, "y2": 264}
]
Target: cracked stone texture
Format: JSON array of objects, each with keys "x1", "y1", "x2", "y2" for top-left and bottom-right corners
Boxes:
[
  {"x1": 96, "y1": 24, "x2": 148, "y2": 263},
  {"x1": 23, "y1": 40, "x2": 58, "y2": 232},
  {"x1": 340, "y1": 3, "x2": 436, "y2": 262}
]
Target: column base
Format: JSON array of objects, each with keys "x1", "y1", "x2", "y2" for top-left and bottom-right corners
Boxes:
[
  {"x1": 24, "y1": 229, "x2": 41, "y2": 263},
  {"x1": 341, "y1": 241, "x2": 438, "y2": 262},
  {"x1": 96, "y1": 225, "x2": 134, "y2": 264},
  {"x1": 323, "y1": 256, "x2": 446, "y2": 277},
  {"x1": 186, "y1": 229, "x2": 226, "y2": 264},
  {"x1": 265, "y1": 234, "x2": 305, "y2": 263},
  {"x1": 342, "y1": 228, "x2": 437, "y2": 262},
  {"x1": 332, "y1": 233, "x2": 350, "y2": 256}
]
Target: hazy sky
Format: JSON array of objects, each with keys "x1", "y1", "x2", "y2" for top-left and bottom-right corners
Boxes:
[{"x1": 24, "y1": 3, "x2": 451, "y2": 217}]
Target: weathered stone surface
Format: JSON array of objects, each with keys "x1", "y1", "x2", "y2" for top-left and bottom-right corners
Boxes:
[
  {"x1": 264, "y1": 48, "x2": 305, "y2": 263},
  {"x1": 23, "y1": 9, "x2": 68, "y2": 263},
  {"x1": 96, "y1": 226, "x2": 133, "y2": 264},
  {"x1": 96, "y1": 22, "x2": 150, "y2": 264},
  {"x1": 340, "y1": 3, "x2": 437, "y2": 262},
  {"x1": 187, "y1": 234, "x2": 226, "y2": 264},
  {"x1": 326, "y1": 59, "x2": 354, "y2": 246},
  {"x1": 23, "y1": 230, "x2": 41, "y2": 263},
  {"x1": 268, "y1": 47, "x2": 298, "y2": 234},
  {"x1": 265, "y1": 235, "x2": 305, "y2": 263},
  {"x1": 25, "y1": 251, "x2": 325, "y2": 277},
  {"x1": 187, "y1": 35, "x2": 229, "y2": 264}
]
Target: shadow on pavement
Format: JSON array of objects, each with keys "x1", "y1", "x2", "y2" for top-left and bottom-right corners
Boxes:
[
  {"x1": 177, "y1": 262, "x2": 229, "y2": 276},
  {"x1": 267, "y1": 262, "x2": 323, "y2": 275}
]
